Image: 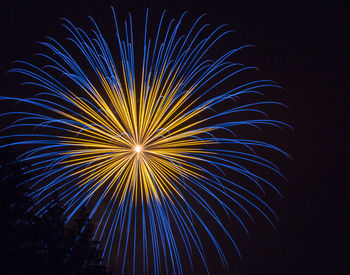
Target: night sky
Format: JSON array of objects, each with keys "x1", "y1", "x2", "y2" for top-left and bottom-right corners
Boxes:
[{"x1": 1, "y1": 0, "x2": 347, "y2": 274}]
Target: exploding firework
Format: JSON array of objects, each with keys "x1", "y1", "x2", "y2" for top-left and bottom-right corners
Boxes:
[{"x1": 1, "y1": 8, "x2": 288, "y2": 275}]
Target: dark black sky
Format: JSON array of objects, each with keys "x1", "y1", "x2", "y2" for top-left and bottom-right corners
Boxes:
[{"x1": 1, "y1": 0, "x2": 348, "y2": 274}]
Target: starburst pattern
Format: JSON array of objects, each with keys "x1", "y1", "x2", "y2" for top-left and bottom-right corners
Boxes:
[{"x1": 1, "y1": 9, "x2": 288, "y2": 275}]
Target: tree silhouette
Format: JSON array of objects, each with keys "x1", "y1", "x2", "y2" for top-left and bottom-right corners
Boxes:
[
  {"x1": 0, "y1": 148, "x2": 43, "y2": 274},
  {"x1": 0, "y1": 149, "x2": 111, "y2": 275}
]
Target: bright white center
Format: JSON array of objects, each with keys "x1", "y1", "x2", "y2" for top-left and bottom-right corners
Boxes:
[{"x1": 135, "y1": 145, "x2": 141, "y2": 153}]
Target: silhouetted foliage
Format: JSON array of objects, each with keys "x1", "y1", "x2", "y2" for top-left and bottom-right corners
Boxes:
[{"x1": 0, "y1": 149, "x2": 111, "y2": 275}]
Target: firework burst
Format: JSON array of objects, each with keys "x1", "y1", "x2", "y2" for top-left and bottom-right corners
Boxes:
[{"x1": 1, "y1": 8, "x2": 288, "y2": 275}]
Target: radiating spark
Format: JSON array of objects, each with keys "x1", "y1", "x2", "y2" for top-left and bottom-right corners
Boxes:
[{"x1": 1, "y1": 8, "x2": 289, "y2": 275}]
